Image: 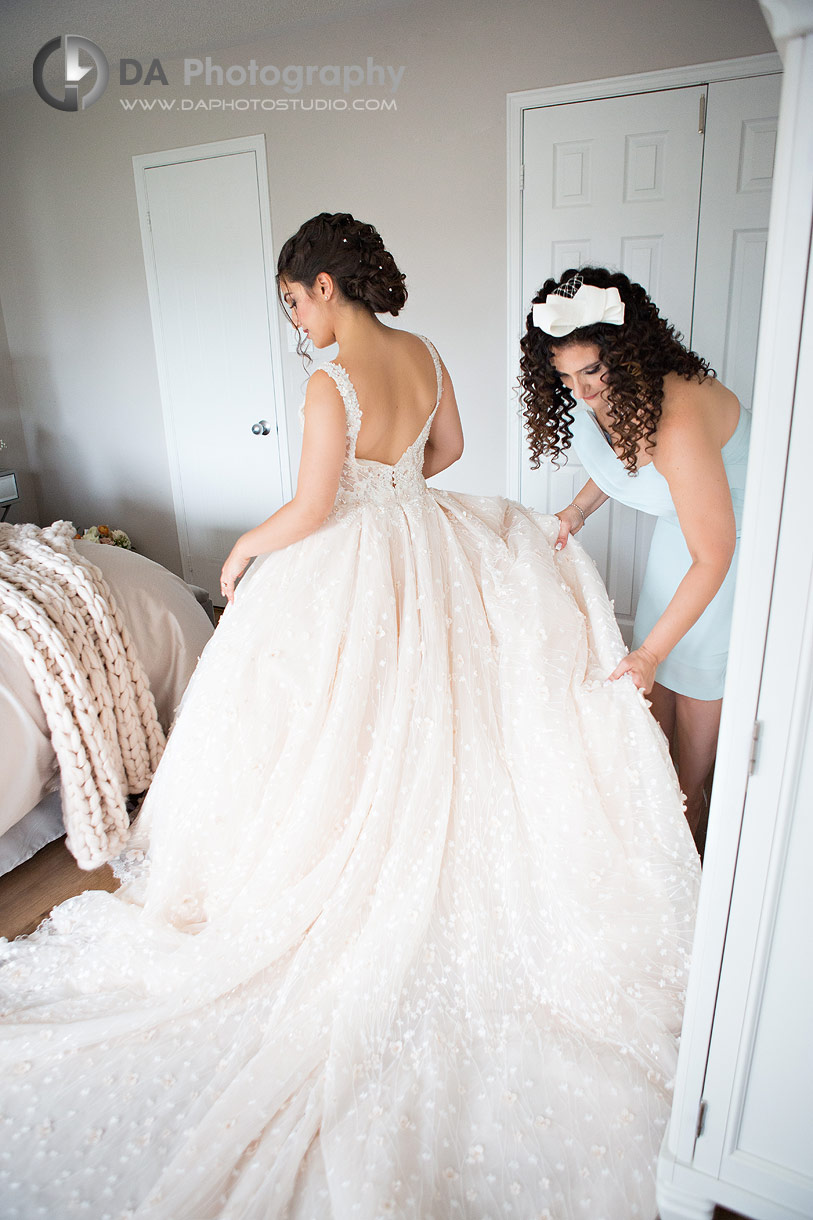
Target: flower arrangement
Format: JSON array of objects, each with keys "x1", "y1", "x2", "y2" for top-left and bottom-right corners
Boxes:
[{"x1": 74, "y1": 524, "x2": 132, "y2": 549}]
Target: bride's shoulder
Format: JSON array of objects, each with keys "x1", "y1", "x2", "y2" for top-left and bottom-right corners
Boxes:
[
  {"x1": 403, "y1": 329, "x2": 439, "y2": 353},
  {"x1": 305, "y1": 365, "x2": 344, "y2": 396},
  {"x1": 298, "y1": 365, "x2": 348, "y2": 429},
  {"x1": 383, "y1": 327, "x2": 436, "y2": 353},
  {"x1": 395, "y1": 331, "x2": 443, "y2": 377}
]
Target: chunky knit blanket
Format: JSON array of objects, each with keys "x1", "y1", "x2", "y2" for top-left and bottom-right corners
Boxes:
[{"x1": 0, "y1": 521, "x2": 166, "y2": 869}]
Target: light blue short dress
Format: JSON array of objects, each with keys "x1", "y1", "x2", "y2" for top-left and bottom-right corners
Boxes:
[{"x1": 569, "y1": 403, "x2": 751, "y2": 700}]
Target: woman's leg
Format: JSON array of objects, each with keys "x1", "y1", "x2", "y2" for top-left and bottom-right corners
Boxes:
[
  {"x1": 673, "y1": 693, "x2": 723, "y2": 841},
  {"x1": 648, "y1": 682, "x2": 677, "y2": 748}
]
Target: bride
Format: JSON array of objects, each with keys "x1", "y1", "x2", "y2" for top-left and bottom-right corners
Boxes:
[{"x1": 0, "y1": 212, "x2": 700, "y2": 1220}]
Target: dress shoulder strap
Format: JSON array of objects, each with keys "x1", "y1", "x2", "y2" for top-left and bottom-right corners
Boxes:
[
  {"x1": 321, "y1": 362, "x2": 362, "y2": 441},
  {"x1": 416, "y1": 335, "x2": 443, "y2": 408},
  {"x1": 298, "y1": 361, "x2": 362, "y2": 443}
]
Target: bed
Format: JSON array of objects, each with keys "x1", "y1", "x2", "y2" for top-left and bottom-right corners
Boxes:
[{"x1": 0, "y1": 536, "x2": 214, "y2": 876}]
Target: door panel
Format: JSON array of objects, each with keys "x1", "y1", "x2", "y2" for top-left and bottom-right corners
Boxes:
[
  {"x1": 691, "y1": 75, "x2": 781, "y2": 409},
  {"x1": 140, "y1": 147, "x2": 290, "y2": 603},
  {"x1": 521, "y1": 86, "x2": 706, "y2": 638}
]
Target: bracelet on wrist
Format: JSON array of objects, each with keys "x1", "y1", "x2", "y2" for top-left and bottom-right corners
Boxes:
[{"x1": 570, "y1": 502, "x2": 586, "y2": 527}]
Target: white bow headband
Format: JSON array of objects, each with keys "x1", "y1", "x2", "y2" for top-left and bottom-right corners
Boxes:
[{"x1": 532, "y1": 276, "x2": 625, "y2": 337}]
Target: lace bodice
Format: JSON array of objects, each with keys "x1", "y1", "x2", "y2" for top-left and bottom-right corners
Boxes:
[{"x1": 300, "y1": 334, "x2": 442, "y2": 512}]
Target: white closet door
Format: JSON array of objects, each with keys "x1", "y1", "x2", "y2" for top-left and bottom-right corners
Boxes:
[
  {"x1": 135, "y1": 140, "x2": 291, "y2": 604},
  {"x1": 521, "y1": 87, "x2": 705, "y2": 640},
  {"x1": 692, "y1": 74, "x2": 781, "y2": 410}
]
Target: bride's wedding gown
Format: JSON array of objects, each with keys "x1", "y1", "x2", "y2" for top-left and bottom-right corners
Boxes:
[{"x1": 0, "y1": 336, "x2": 700, "y2": 1219}]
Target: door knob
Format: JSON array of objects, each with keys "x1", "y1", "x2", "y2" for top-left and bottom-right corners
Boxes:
[{"x1": 251, "y1": 419, "x2": 271, "y2": 436}]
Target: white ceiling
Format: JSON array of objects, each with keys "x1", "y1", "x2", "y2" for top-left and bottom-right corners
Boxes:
[{"x1": 0, "y1": 0, "x2": 413, "y2": 96}]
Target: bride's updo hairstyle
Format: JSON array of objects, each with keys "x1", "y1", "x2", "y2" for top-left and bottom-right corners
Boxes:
[
  {"x1": 277, "y1": 212, "x2": 407, "y2": 320},
  {"x1": 519, "y1": 267, "x2": 714, "y2": 474}
]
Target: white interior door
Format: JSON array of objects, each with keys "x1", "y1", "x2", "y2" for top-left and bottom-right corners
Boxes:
[
  {"x1": 134, "y1": 137, "x2": 291, "y2": 604},
  {"x1": 692, "y1": 74, "x2": 781, "y2": 409},
  {"x1": 521, "y1": 86, "x2": 706, "y2": 640}
]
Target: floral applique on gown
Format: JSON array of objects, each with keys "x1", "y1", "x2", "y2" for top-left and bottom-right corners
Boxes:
[{"x1": 0, "y1": 335, "x2": 700, "y2": 1220}]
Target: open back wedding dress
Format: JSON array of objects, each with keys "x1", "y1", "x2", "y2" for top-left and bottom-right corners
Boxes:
[{"x1": 0, "y1": 335, "x2": 700, "y2": 1219}]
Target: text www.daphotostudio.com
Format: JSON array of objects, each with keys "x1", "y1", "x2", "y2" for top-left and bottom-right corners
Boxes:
[
  {"x1": 120, "y1": 97, "x2": 398, "y2": 112},
  {"x1": 119, "y1": 56, "x2": 404, "y2": 113}
]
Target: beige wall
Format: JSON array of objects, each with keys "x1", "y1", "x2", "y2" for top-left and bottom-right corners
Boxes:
[
  {"x1": 0, "y1": 297, "x2": 38, "y2": 525},
  {"x1": 0, "y1": 0, "x2": 773, "y2": 573}
]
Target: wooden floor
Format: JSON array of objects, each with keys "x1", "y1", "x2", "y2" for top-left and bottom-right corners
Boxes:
[{"x1": 0, "y1": 835, "x2": 118, "y2": 940}]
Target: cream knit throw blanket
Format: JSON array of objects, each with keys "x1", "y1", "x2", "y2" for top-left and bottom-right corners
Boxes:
[{"x1": 0, "y1": 521, "x2": 166, "y2": 869}]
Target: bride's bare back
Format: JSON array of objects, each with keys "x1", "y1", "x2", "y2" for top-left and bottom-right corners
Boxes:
[{"x1": 335, "y1": 329, "x2": 441, "y2": 466}]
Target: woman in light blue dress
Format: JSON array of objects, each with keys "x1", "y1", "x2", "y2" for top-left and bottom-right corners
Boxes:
[{"x1": 520, "y1": 268, "x2": 750, "y2": 842}]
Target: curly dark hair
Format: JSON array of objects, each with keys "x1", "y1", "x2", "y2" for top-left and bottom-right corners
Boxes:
[
  {"x1": 276, "y1": 212, "x2": 407, "y2": 360},
  {"x1": 519, "y1": 267, "x2": 714, "y2": 474}
]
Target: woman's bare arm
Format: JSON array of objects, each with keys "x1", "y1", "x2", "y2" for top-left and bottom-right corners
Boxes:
[
  {"x1": 423, "y1": 356, "x2": 464, "y2": 479},
  {"x1": 609, "y1": 383, "x2": 736, "y2": 690},
  {"x1": 220, "y1": 372, "x2": 346, "y2": 601},
  {"x1": 642, "y1": 414, "x2": 735, "y2": 654},
  {"x1": 554, "y1": 479, "x2": 609, "y2": 549}
]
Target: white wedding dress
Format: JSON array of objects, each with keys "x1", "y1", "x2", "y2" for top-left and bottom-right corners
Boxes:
[{"x1": 0, "y1": 335, "x2": 700, "y2": 1220}]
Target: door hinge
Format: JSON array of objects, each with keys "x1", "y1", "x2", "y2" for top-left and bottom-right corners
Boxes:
[
  {"x1": 519, "y1": 163, "x2": 525, "y2": 191},
  {"x1": 698, "y1": 94, "x2": 706, "y2": 135},
  {"x1": 748, "y1": 720, "x2": 762, "y2": 776},
  {"x1": 696, "y1": 1100, "x2": 708, "y2": 1138}
]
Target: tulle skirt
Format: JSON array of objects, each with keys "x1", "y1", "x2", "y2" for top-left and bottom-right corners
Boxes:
[{"x1": 0, "y1": 490, "x2": 699, "y2": 1219}]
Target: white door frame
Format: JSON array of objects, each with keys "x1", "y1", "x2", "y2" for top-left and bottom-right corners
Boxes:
[
  {"x1": 505, "y1": 52, "x2": 782, "y2": 501},
  {"x1": 132, "y1": 133, "x2": 292, "y2": 581}
]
